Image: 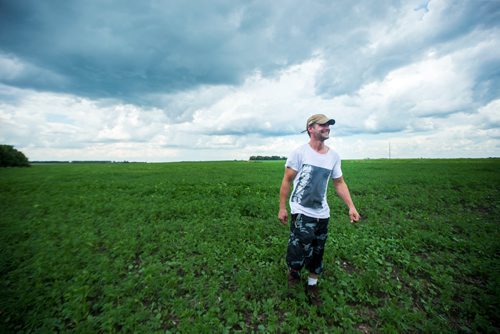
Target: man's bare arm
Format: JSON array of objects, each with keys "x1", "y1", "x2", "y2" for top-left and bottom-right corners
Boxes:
[
  {"x1": 278, "y1": 167, "x2": 297, "y2": 225},
  {"x1": 333, "y1": 176, "x2": 361, "y2": 223}
]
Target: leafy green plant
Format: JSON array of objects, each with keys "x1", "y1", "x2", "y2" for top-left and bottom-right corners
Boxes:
[{"x1": 1, "y1": 159, "x2": 498, "y2": 332}]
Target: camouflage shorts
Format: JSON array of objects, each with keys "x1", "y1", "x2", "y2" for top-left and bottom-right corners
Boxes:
[{"x1": 286, "y1": 213, "x2": 329, "y2": 275}]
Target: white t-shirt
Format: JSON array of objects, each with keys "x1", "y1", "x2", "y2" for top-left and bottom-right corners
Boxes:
[{"x1": 285, "y1": 143, "x2": 343, "y2": 218}]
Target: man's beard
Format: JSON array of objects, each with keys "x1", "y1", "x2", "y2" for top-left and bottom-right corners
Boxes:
[{"x1": 317, "y1": 130, "x2": 329, "y2": 141}]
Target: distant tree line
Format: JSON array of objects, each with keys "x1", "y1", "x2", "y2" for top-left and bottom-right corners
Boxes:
[
  {"x1": 0, "y1": 145, "x2": 30, "y2": 167},
  {"x1": 249, "y1": 155, "x2": 287, "y2": 161},
  {"x1": 68, "y1": 160, "x2": 113, "y2": 164},
  {"x1": 31, "y1": 161, "x2": 133, "y2": 164}
]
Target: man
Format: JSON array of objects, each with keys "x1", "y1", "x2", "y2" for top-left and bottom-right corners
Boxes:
[{"x1": 278, "y1": 114, "x2": 361, "y2": 306}]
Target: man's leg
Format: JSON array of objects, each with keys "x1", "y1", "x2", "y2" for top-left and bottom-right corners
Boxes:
[
  {"x1": 305, "y1": 218, "x2": 329, "y2": 305},
  {"x1": 286, "y1": 214, "x2": 316, "y2": 288}
]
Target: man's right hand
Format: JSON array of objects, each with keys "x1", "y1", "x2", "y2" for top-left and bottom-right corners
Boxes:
[{"x1": 278, "y1": 208, "x2": 288, "y2": 225}]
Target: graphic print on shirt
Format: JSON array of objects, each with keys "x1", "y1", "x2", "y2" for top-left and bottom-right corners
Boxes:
[{"x1": 291, "y1": 164, "x2": 331, "y2": 209}]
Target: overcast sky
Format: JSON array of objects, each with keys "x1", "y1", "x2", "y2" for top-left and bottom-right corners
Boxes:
[{"x1": 1, "y1": 0, "x2": 499, "y2": 162}]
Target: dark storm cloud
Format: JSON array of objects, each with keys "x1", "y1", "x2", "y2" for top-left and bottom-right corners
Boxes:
[
  {"x1": 0, "y1": 0, "x2": 318, "y2": 104},
  {"x1": 0, "y1": 0, "x2": 438, "y2": 104}
]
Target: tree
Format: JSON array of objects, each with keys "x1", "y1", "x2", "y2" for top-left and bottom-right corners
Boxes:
[
  {"x1": 249, "y1": 155, "x2": 287, "y2": 161},
  {"x1": 0, "y1": 145, "x2": 30, "y2": 167}
]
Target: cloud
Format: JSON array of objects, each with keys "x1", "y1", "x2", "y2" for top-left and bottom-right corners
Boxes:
[
  {"x1": 316, "y1": 0, "x2": 500, "y2": 98},
  {"x1": 0, "y1": 85, "x2": 167, "y2": 149},
  {"x1": 5, "y1": 0, "x2": 496, "y2": 105},
  {"x1": 0, "y1": 0, "x2": 319, "y2": 104},
  {"x1": 326, "y1": 28, "x2": 500, "y2": 136},
  {"x1": 478, "y1": 99, "x2": 500, "y2": 131},
  {"x1": 0, "y1": 0, "x2": 498, "y2": 161},
  {"x1": 0, "y1": 58, "x2": 331, "y2": 160},
  {"x1": 190, "y1": 58, "x2": 326, "y2": 136},
  {"x1": 0, "y1": 53, "x2": 68, "y2": 90}
]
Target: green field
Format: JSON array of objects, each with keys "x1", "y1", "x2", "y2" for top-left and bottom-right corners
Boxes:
[{"x1": 1, "y1": 159, "x2": 499, "y2": 333}]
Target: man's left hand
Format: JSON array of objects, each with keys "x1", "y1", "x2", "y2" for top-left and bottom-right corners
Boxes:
[{"x1": 349, "y1": 208, "x2": 361, "y2": 223}]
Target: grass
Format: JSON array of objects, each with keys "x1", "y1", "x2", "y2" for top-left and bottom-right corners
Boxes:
[{"x1": 1, "y1": 159, "x2": 499, "y2": 333}]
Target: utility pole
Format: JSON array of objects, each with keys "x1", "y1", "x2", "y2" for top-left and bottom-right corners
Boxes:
[{"x1": 389, "y1": 142, "x2": 391, "y2": 159}]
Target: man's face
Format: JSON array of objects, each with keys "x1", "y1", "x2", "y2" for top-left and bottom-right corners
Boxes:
[{"x1": 310, "y1": 123, "x2": 330, "y2": 140}]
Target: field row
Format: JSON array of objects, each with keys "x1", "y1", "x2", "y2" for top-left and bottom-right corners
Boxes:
[{"x1": 1, "y1": 159, "x2": 499, "y2": 332}]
